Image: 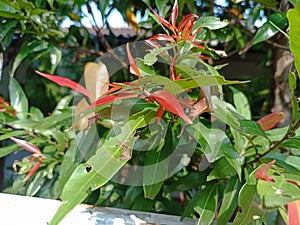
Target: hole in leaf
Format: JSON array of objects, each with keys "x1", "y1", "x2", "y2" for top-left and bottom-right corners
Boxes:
[{"x1": 84, "y1": 165, "x2": 92, "y2": 173}]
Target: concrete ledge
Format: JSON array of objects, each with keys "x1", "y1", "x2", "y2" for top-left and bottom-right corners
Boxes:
[{"x1": 0, "y1": 193, "x2": 198, "y2": 225}]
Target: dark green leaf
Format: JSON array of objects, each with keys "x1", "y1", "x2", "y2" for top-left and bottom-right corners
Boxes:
[
  {"x1": 131, "y1": 195, "x2": 155, "y2": 212},
  {"x1": 11, "y1": 40, "x2": 48, "y2": 75},
  {"x1": 166, "y1": 171, "x2": 208, "y2": 192},
  {"x1": 0, "y1": 20, "x2": 18, "y2": 43},
  {"x1": 251, "y1": 13, "x2": 287, "y2": 46},
  {"x1": 239, "y1": 120, "x2": 268, "y2": 138},
  {"x1": 207, "y1": 158, "x2": 237, "y2": 181}
]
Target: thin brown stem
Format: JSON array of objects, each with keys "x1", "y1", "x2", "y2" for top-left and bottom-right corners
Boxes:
[{"x1": 243, "y1": 119, "x2": 300, "y2": 168}]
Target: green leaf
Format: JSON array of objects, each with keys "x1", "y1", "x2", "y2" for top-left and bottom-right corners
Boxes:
[
  {"x1": 289, "y1": 72, "x2": 297, "y2": 91},
  {"x1": 230, "y1": 87, "x2": 251, "y2": 120},
  {"x1": 257, "y1": 175, "x2": 300, "y2": 208},
  {"x1": 194, "y1": 183, "x2": 217, "y2": 225},
  {"x1": 207, "y1": 158, "x2": 237, "y2": 181},
  {"x1": 287, "y1": 2, "x2": 300, "y2": 77},
  {"x1": 11, "y1": 40, "x2": 48, "y2": 75},
  {"x1": 211, "y1": 96, "x2": 240, "y2": 130},
  {"x1": 186, "y1": 122, "x2": 224, "y2": 162},
  {"x1": 0, "y1": 20, "x2": 18, "y2": 43},
  {"x1": 0, "y1": 11, "x2": 23, "y2": 19},
  {"x1": 0, "y1": 130, "x2": 28, "y2": 141},
  {"x1": 232, "y1": 184, "x2": 266, "y2": 225},
  {"x1": 136, "y1": 58, "x2": 157, "y2": 77},
  {"x1": 143, "y1": 123, "x2": 171, "y2": 199},
  {"x1": 264, "y1": 152, "x2": 300, "y2": 171},
  {"x1": 217, "y1": 177, "x2": 242, "y2": 225},
  {"x1": 49, "y1": 45, "x2": 62, "y2": 73},
  {"x1": 167, "y1": 76, "x2": 244, "y2": 96},
  {"x1": 143, "y1": 44, "x2": 175, "y2": 66},
  {"x1": 131, "y1": 195, "x2": 155, "y2": 212},
  {"x1": 9, "y1": 77, "x2": 28, "y2": 120},
  {"x1": 49, "y1": 164, "x2": 107, "y2": 225},
  {"x1": 280, "y1": 137, "x2": 300, "y2": 149},
  {"x1": 57, "y1": 140, "x2": 79, "y2": 194},
  {"x1": 166, "y1": 171, "x2": 208, "y2": 192},
  {"x1": 87, "y1": 110, "x2": 156, "y2": 179},
  {"x1": 194, "y1": 16, "x2": 228, "y2": 30},
  {"x1": 251, "y1": 13, "x2": 288, "y2": 46},
  {"x1": 29, "y1": 107, "x2": 44, "y2": 121},
  {"x1": 182, "y1": 186, "x2": 204, "y2": 219},
  {"x1": 239, "y1": 120, "x2": 268, "y2": 139}
]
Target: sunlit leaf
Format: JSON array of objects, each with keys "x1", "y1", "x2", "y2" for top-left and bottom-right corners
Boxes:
[
  {"x1": 193, "y1": 16, "x2": 228, "y2": 30},
  {"x1": 230, "y1": 86, "x2": 251, "y2": 120},
  {"x1": 287, "y1": 3, "x2": 300, "y2": 77},
  {"x1": 84, "y1": 61, "x2": 109, "y2": 102}
]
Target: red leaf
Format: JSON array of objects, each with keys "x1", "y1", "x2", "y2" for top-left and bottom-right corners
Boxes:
[
  {"x1": 156, "y1": 106, "x2": 165, "y2": 124},
  {"x1": 257, "y1": 112, "x2": 285, "y2": 131},
  {"x1": 148, "y1": 34, "x2": 176, "y2": 43},
  {"x1": 288, "y1": 200, "x2": 300, "y2": 225},
  {"x1": 170, "y1": 0, "x2": 178, "y2": 28},
  {"x1": 150, "y1": 8, "x2": 175, "y2": 33},
  {"x1": 89, "y1": 92, "x2": 139, "y2": 109},
  {"x1": 10, "y1": 137, "x2": 41, "y2": 155},
  {"x1": 256, "y1": 160, "x2": 276, "y2": 182},
  {"x1": 178, "y1": 14, "x2": 198, "y2": 33},
  {"x1": 126, "y1": 43, "x2": 141, "y2": 83},
  {"x1": 150, "y1": 90, "x2": 193, "y2": 124},
  {"x1": 36, "y1": 71, "x2": 92, "y2": 99},
  {"x1": 24, "y1": 157, "x2": 42, "y2": 181}
]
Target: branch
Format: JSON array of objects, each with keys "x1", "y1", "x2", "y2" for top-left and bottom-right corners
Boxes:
[{"x1": 243, "y1": 119, "x2": 300, "y2": 168}]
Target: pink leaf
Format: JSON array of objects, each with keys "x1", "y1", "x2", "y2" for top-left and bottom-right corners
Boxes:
[
  {"x1": 170, "y1": 0, "x2": 178, "y2": 28},
  {"x1": 257, "y1": 112, "x2": 285, "y2": 131},
  {"x1": 10, "y1": 137, "x2": 41, "y2": 155},
  {"x1": 148, "y1": 34, "x2": 176, "y2": 43},
  {"x1": 256, "y1": 160, "x2": 276, "y2": 182},
  {"x1": 36, "y1": 71, "x2": 92, "y2": 99},
  {"x1": 24, "y1": 157, "x2": 42, "y2": 181},
  {"x1": 150, "y1": 90, "x2": 193, "y2": 124},
  {"x1": 89, "y1": 92, "x2": 139, "y2": 109},
  {"x1": 288, "y1": 200, "x2": 300, "y2": 225},
  {"x1": 126, "y1": 43, "x2": 141, "y2": 83}
]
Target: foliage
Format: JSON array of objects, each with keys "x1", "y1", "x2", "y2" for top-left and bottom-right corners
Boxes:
[{"x1": 1, "y1": 0, "x2": 300, "y2": 225}]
